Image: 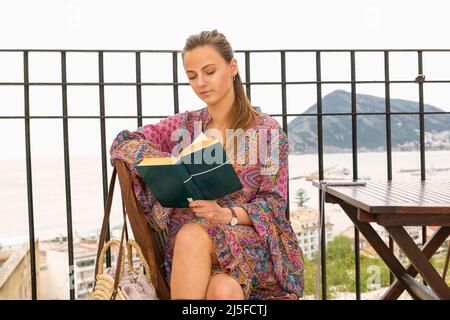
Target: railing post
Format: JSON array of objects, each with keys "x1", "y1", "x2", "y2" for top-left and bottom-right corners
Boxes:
[
  {"x1": 384, "y1": 50, "x2": 395, "y2": 285},
  {"x1": 23, "y1": 50, "x2": 38, "y2": 300},
  {"x1": 316, "y1": 50, "x2": 326, "y2": 300},
  {"x1": 98, "y1": 51, "x2": 111, "y2": 268},
  {"x1": 61, "y1": 51, "x2": 76, "y2": 300},
  {"x1": 280, "y1": 51, "x2": 290, "y2": 220},
  {"x1": 173, "y1": 51, "x2": 180, "y2": 115},
  {"x1": 418, "y1": 51, "x2": 427, "y2": 282},
  {"x1": 135, "y1": 52, "x2": 143, "y2": 128},
  {"x1": 350, "y1": 51, "x2": 361, "y2": 300},
  {"x1": 245, "y1": 51, "x2": 251, "y2": 100}
]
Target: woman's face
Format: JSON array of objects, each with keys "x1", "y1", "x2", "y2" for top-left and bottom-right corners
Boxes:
[{"x1": 183, "y1": 45, "x2": 237, "y2": 105}]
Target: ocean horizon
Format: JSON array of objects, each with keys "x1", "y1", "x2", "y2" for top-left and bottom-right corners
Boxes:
[{"x1": 1, "y1": 149, "x2": 450, "y2": 248}]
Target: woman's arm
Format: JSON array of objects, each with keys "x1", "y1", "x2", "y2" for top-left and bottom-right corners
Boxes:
[
  {"x1": 109, "y1": 112, "x2": 188, "y2": 230},
  {"x1": 229, "y1": 206, "x2": 253, "y2": 226},
  {"x1": 141, "y1": 113, "x2": 188, "y2": 153},
  {"x1": 109, "y1": 112, "x2": 188, "y2": 166},
  {"x1": 238, "y1": 127, "x2": 289, "y2": 232},
  {"x1": 189, "y1": 127, "x2": 288, "y2": 228}
]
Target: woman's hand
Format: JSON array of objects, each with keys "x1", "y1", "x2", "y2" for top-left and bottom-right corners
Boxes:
[{"x1": 188, "y1": 200, "x2": 231, "y2": 225}]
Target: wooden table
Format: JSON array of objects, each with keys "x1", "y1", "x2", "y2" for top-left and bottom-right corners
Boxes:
[{"x1": 312, "y1": 180, "x2": 450, "y2": 300}]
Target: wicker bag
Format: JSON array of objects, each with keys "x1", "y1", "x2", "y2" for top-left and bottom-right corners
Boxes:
[
  {"x1": 90, "y1": 238, "x2": 157, "y2": 300},
  {"x1": 89, "y1": 166, "x2": 158, "y2": 300}
]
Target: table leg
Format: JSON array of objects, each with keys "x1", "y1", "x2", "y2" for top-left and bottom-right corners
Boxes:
[
  {"x1": 382, "y1": 227, "x2": 450, "y2": 300},
  {"x1": 385, "y1": 226, "x2": 450, "y2": 299},
  {"x1": 339, "y1": 203, "x2": 421, "y2": 300}
]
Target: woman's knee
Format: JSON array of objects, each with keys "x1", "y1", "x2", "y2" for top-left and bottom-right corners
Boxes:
[
  {"x1": 206, "y1": 274, "x2": 245, "y2": 300},
  {"x1": 174, "y1": 223, "x2": 212, "y2": 252}
]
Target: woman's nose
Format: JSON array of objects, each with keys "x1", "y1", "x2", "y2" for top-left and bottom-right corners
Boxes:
[{"x1": 197, "y1": 75, "x2": 207, "y2": 86}]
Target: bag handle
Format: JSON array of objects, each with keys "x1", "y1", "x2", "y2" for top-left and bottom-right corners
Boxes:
[
  {"x1": 127, "y1": 240, "x2": 152, "y2": 282},
  {"x1": 115, "y1": 160, "x2": 160, "y2": 289},
  {"x1": 96, "y1": 239, "x2": 126, "y2": 279},
  {"x1": 93, "y1": 167, "x2": 130, "y2": 280},
  {"x1": 111, "y1": 221, "x2": 127, "y2": 300},
  {"x1": 94, "y1": 168, "x2": 117, "y2": 278}
]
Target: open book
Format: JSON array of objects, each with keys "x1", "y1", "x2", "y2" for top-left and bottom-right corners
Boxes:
[{"x1": 135, "y1": 133, "x2": 243, "y2": 208}]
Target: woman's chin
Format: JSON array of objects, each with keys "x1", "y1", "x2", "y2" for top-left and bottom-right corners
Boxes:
[{"x1": 201, "y1": 96, "x2": 216, "y2": 103}]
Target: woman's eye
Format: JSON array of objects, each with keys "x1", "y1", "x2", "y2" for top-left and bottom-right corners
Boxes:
[{"x1": 187, "y1": 71, "x2": 214, "y2": 80}]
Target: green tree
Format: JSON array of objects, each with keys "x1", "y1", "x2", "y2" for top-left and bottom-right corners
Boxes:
[
  {"x1": 302, "y1": 236, "x2": 391, "y2": 298},
  {"x1": 295, "y1": 188, "x2": 310, "y2": 208}
]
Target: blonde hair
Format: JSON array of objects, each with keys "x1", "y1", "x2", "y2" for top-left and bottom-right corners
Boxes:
[{"x1": 181, "y1": 29, "x2": 260, "y2": 134}]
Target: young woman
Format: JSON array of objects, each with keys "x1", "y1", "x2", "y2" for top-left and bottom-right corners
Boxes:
[{"x1": 110, "y1": 29, "x2": 304, "y2": 300}]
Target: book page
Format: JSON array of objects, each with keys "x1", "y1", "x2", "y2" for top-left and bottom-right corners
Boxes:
[
  {"x1": 138, "y1": 156, "x2": 178, "y2": 166},
  {"x1": 178, "y1": 132, "x2": 217, "y2": 158}
]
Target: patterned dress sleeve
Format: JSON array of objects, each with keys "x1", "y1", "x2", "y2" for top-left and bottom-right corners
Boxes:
[
  {"x1": 109, "y1": 113, "x2": 188, "y2": 230},
  {"x1": 239, "y1": 126, "x2": 305, "y2": 297}
]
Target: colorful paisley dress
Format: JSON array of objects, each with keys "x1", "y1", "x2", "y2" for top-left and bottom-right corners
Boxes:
[{"x1": 109, "y1": 106, "x2": 304, "y2": 300}]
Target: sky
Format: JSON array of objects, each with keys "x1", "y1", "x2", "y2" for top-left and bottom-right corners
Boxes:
[
  {"x1": 1, "y1": 0, "x2": 450, "y2": 50},
  {"x1": 1, "y1": 0, "x2": 450, "y2": 158},
  {"x1": 1, "y1": 0, "x2": 450, "y2": 245}
]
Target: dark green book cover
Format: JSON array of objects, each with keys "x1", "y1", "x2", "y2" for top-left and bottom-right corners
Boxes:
[{"x1": 135, "y1": 138, "x2": 243, "y2": 208}]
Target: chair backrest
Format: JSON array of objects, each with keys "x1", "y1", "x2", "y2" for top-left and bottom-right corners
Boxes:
[{"x1": 114, "y1": 160, "x2": 171, "y2": 299}]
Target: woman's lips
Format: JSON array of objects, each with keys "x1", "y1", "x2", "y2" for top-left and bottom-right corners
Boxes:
[{"x1": 200, "y1": 90, "x2": 211, "y2": 96}]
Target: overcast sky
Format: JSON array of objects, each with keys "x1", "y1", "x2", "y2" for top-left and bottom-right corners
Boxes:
[
  {"x1": 2, "y1": 0, "x2": 450, "y2": 49},
  {"x1": 1, "y1": 0, "x2": 450, "y2": 158}
]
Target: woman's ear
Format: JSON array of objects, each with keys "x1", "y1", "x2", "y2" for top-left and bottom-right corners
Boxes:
[{"x1": 230, "y1": 58, "x2": 238, "y2": 76}]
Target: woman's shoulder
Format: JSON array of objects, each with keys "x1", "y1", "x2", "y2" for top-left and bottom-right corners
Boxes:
[
  {"x1": 159, "y1": 107, "x2": 205, "y2": 125},
  {"x1": 253, "y1": 113, "x2": 288, "y2": 147},
  {"x1": 254, "y1": 112, "x2": 283, "y2": 131},
  {"x1": 175, "y1": 106, "x2": 207, "y2": 122}
]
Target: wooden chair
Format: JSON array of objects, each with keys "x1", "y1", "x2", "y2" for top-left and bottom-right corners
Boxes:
[
  {"x1": 115, "y1": 159, "x2": 171, "y2": 300},
  {"x1": 114, "y1": 157, "x2": 297, "y2": 300}
]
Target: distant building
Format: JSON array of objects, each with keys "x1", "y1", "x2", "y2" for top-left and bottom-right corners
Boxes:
[
  {"x1": 39, "y1": 230, "x2": 142, "y2": 300},
  {"x1": 0, "y1": 241, "x2": 40, "y2": 300},
  {"x1": 39, "y1": 236, "x2": 101, "y2": 300},
  {"x1": 290, "y1": 208, "x2": 334, "y2": 260}
]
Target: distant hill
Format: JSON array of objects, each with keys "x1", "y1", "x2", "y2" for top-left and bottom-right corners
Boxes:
[{"x1": 287, "y1": 90, "x2": 450, "y2": 153}]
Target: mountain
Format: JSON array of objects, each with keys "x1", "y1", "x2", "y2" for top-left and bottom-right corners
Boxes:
[{"x1": 287, "y1": 90, "x2": 450, "y2": 153}]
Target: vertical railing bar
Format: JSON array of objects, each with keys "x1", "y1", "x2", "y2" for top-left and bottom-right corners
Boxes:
[
  {"x1": 245, "y1": 51, "x2": 251, "y2": 100},
  {"x1": 384, "y1": 51, "x2": 393, "y2": 181},
  {"x1": 316, "y1": 51, "x2": 326, "y2": 300},
  {"x1": 23, "y1": 50, "x2": 37, "y2": 300},
  {"x1": 135, "y1": 52, "x2": 143, "y2": 128},
  {"x1": 351, "y1": 51, "x2": 361, "y2": 300},
  {"x1": 418, "y1": 51, "x2": 427, "y2": 269},
  {"x1": 173, "y1": 52, "x2": 180, "y2": 114},
  {"x1": 384, "y1": 50, "x2": 395, "y2": 285},
  {"x1": 280, "y1": 51, "x2": 290, "y2": 220},
  {"x1": 418, "y1": 51, "x2": 426, "y2": 182},
  {"x1": 98, "y1": 51, "x2": 111, "y2": 267},
  {"x1": 61, "y1": 51, "x2": 76, "y2": 300}
]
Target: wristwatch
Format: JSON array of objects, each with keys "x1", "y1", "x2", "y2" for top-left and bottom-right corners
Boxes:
[{"x1": 229, "y1": 207, "x2": 238, "y2": 227}]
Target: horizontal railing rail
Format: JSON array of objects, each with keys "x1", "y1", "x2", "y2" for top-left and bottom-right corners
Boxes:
[{"x1": 1, "y1": 48, "x2": 449, "y2": 300}]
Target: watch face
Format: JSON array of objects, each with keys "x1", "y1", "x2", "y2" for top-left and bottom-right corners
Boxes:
[{"x1": 231, "y1": 217, "x2": 238, "y2": 226}]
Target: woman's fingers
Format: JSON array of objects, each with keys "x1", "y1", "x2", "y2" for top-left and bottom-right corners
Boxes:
[{"x1": 189, "y1": 200, "x2": 216, "y2": 208}]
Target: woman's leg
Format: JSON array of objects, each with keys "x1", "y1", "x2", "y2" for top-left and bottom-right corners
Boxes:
[
  {"x1": 206, "y1": 273, "x2": 245, "y2": 300},
  {"x1": 170, "y1": 223, "x2": 217, "y2": 299}
]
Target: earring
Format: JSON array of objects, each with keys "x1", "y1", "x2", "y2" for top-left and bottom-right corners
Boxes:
[{"x1": 233, "y1": 75, "x2": 236, "y2": 81}]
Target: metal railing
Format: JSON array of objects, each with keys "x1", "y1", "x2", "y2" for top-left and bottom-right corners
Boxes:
[{"x1": 1, "y1": 49, "x2": 450, "y2": 300}]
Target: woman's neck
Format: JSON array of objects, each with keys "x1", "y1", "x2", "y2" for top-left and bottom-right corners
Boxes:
[
  {"x1": 206, "y1": 104, "x2": 233, "y2": 130},
  {"x1": 206, "y1": 87, "x2": 235, "y2": 129}
]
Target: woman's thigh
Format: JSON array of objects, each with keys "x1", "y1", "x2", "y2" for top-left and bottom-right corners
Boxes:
[{"x1": 174, "y1": 222, "x2": 220, "y2": 265}]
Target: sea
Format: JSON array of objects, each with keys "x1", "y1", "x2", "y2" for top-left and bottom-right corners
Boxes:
[{"x1": 1, "y1": 150, "x2": 450, "y2": 248}]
